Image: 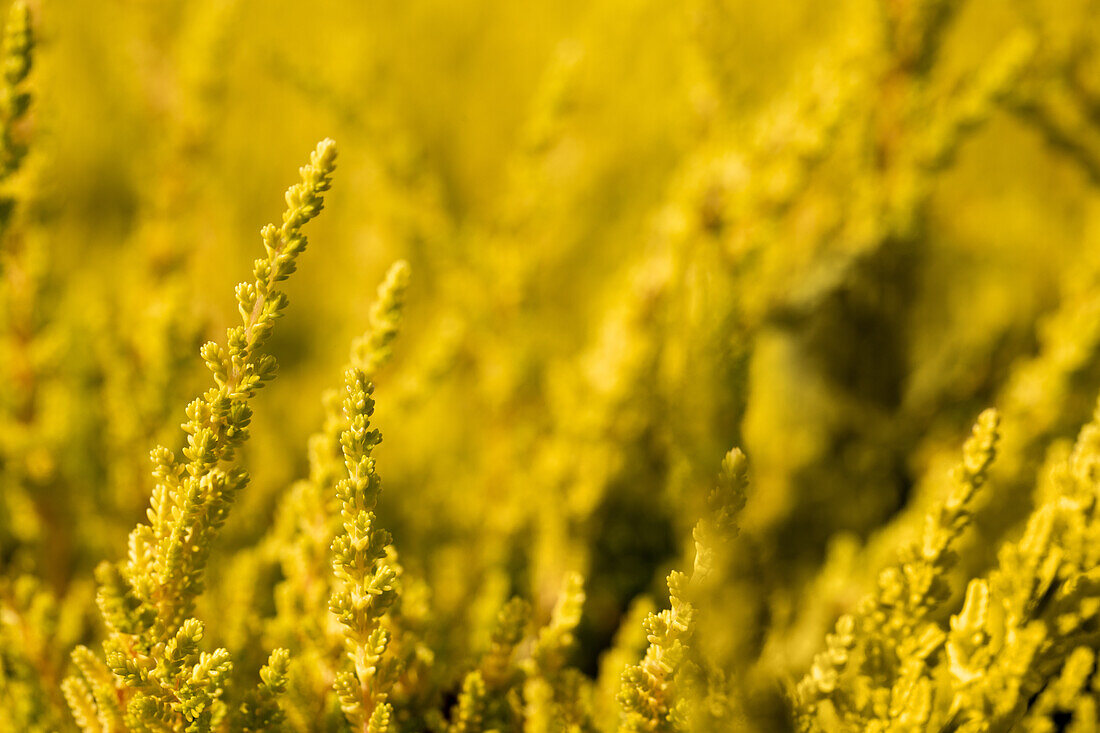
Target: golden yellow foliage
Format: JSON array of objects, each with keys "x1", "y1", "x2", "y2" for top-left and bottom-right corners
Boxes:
[{"x1": 1, "y1": 0, "x2": 1100, "y2": 730}]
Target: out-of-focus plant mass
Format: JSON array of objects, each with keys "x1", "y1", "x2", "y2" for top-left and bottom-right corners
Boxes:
[{"x1": 2, "y1": 0, "x2": 1100, "y2": 729}]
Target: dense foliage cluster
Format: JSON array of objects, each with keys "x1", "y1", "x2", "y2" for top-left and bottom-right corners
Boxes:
[{"x1": 2, "y1": 0, "x2": 1100, "y2": 730}]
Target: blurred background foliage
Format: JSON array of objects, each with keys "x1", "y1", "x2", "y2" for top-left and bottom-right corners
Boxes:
[{"x1": 3, "y1": 0, "x2": 1100, "y2": 729}]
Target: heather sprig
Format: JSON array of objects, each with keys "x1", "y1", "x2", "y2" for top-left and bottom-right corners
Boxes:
[
  {"x1": 145, "y1": 137, "x2": 337, "y2": 634},
  {"x1": 439, "y1": 594, "x2": 531, "y2": 732},
  {"x1": 935, "y1": 398, "x2": 1100, "y2": 729},
  {"x1": 262, "y1": 259, "x2": 412, "y2": 728},
  {"x1": 236, "y1": 648, "x2": 291, "y2": 733},
  {"x1": 794, "y1": 409, "x2": 1002, "y2": 730},
  {"x1": 617, "y1": 448, "x2": 749, "y2": 733},
  {"x1": 328, "y1": 366, "x2": 400, "y2": 732},
  {"x1": 522, "y1": 572, "x2": 592, "y2": 733},
  {"x1": 350, "y1": 260, "x2": 412, "y2": 377},
  {"x1": 63, "y1": 138, "x2": 338, "y2": 732}
]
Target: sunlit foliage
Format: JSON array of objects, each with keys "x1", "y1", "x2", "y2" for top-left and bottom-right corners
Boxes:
[{"x1": 2, "y1": 0, "x2": 1100, "y2": 730}]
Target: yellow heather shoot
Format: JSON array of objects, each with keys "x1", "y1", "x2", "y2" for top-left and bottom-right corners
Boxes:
[
  {"x1": 618, "y1": 447, "x2": 750, "y2": 733},
  {"x1": 329, "y1": 367, "x2": 398, "y2": 731},
  {"x1": 63, "y1": 139, "x2": 338, "y2": 732},
  {"x1": 795, "y1": 409, "x2": 1002, "y2": 730}
]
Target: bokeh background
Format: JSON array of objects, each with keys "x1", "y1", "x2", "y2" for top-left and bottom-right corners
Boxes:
[{"x1": 4, "y1": 0, "x2": 1100, "y2": 729}]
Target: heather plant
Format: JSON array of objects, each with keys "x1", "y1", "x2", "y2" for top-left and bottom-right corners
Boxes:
[{"x1": 3, "y1": 0, "x2": 1100, "y2": 731}]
